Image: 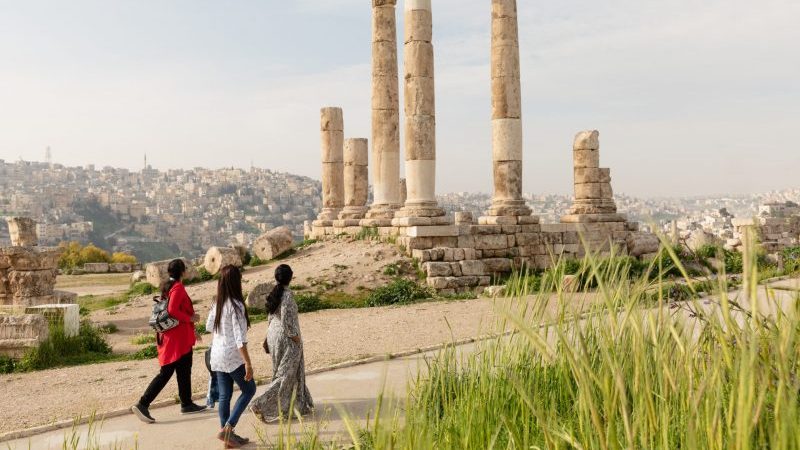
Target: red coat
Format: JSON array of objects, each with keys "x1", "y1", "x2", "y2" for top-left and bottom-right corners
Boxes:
[{"x1": 157, "y1": 281, "x2": 196, "y2": 366}]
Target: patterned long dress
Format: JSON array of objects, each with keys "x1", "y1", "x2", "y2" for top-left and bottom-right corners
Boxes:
[{"x1": 250, "y1": 289, "x2": 314, "y2": 422}]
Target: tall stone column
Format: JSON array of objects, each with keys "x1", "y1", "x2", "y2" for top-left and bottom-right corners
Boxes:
[
  {"x1": 339, "y1": 138, "x2": 369, "y2": 220},
  {"x1": 486, "y1": 0, "x2": 531, "y2": 218},
  {"x1": 364, "y1": 0, "x2": 401, "y2": 224},
  {"x1": 395, "y1": 0, "x2": 445, "y2": 220},
  {"x1": 315, "y1": 107, "x2": 345, "y2": 225}
]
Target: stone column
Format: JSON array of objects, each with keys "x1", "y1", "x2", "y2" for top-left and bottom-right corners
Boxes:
[
  {"x1": 485, "y1": 0, "x2": 531, "y2": 218},
  {"x1": 364, "y1": 0, "x2": 401, "y2": 224},
  {"x1": 315, "y1": 107, "x2": 345, "y2": 225},
  {"x1": 561, "y1": 130, "x2": 625, "y2": 223},
  {"x1": 339, "y1": 138, "x2": 370, "y2": 220},
  {"x1": 395, "y1": 0, "x2": 446, "y2": 220},
  {"x1": 6, "y1": 217, "x2": 38, "y2": 247}
]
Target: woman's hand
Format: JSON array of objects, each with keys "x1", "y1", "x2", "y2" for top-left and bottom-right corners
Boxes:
[
  {"x1": 291, "y1": 335, "x2": 302, "y2": 345},
  {"x1": 244, "y1": 363, "x2": 254, "y2": 381},
  {"x1": 191, "y1": 313, "x2": 201, "y2": 323}
]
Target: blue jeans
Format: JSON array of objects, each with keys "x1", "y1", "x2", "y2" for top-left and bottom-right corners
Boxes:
[
  {"x1": 217, "y1": 364, "x2": 257, "y2": 428},
  {"x1": 207, "y1": 371, "x2": 219, "y2": 406}
]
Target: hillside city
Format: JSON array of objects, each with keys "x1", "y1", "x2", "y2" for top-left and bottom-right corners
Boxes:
[{"x1": 1, "y1": 157, "x2": 798, "y2": 262}]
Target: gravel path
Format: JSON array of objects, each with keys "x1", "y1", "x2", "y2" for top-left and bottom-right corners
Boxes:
[{"x1": 0, "y1": 297, "x2": 511, "y2": 434}]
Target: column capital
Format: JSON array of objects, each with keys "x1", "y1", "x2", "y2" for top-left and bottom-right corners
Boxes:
[{"x1": 372, "y1": 0, "x2": 397, "y2": 7}]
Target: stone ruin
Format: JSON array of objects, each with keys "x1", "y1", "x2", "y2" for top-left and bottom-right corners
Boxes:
[
  {"x1": 1, "y1": 217, "x2": 80, "y2": 358},
  {"x1": 305, "y1": 0, "x2": 660, "y2": 294}
]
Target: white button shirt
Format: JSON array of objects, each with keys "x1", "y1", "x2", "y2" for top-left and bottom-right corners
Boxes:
[{"x1": 206, "y1": 299, "x2": 248, "y2": 373}]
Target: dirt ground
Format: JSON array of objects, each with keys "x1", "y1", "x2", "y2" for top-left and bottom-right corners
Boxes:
[
  {"x1": 89, "y1": 239, "x2": 412, "y2": 354},
  {"x1": 55, "y1": 273, "x2": 132, "y2": 297}
]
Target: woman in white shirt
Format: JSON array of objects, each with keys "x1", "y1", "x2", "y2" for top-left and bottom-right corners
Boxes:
[{"x1": 206, "y1": 265, "x2": 256, "y2": 449}]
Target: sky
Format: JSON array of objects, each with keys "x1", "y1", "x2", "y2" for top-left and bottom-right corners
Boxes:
[{"x1": 0, "y1": 0, "x2": 798, "y2": 197}]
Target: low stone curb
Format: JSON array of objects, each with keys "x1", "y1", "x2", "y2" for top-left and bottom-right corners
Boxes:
[{"x1": 0, "y1": 332, "x2": 506, "y2": 443}]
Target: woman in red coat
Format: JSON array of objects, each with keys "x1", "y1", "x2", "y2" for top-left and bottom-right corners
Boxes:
[{"x1": 131, "y1": 259, "x2": 207, "y2": 423}]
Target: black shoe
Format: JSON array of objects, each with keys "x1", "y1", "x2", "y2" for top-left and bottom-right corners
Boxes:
[
  {"x1": 180, "y1": 403, "x2": 208, "y2": 415},
  {"x1": 131, "y1": 404, "x2": 155, "y2": 424},
  {"x1": 231, "y1": 431, "x2": 250, "y2": 444}
]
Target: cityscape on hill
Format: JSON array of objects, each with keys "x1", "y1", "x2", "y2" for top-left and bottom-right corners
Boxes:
[{"x1": 1, "y1": 157, "x2": 797, "y2": 262}]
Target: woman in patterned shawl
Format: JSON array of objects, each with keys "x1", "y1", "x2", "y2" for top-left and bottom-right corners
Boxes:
[{"x1": 250, "y1": 264, "x2": 314, "y2": 423}]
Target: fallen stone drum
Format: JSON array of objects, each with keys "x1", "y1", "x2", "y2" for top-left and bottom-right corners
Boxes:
[
  {"x1": 203, "y1": 247, "x2": 243, "y2": 275},
  {"x1": 253, "y1": 226, "x2": 294, "y2": 261}
]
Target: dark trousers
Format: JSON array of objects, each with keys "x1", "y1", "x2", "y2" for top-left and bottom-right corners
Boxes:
[{"x1": 139, "y1": 351, "x2": 193, "y2": 408}]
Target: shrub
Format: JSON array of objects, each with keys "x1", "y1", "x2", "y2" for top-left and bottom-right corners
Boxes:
[
  {"x1": 782, "y1": 246, "x2": 800, "y2": 274},
  {"x1": 130, "y1": 345, "x2": 158, "y2": 360},
  {"x1": 295, "y1": 293, "x2": 330, "y2": 313},
  {"x1": 111, "y1": 252, "x2": 138, "y2": 264},
  {"x1": 249, "y1": 255, "x2": 267, "y2": 267},
  {"x1": 366, "y1": 279, "x2": 433, "y2": 307},
  {"x1": 128, "y1": 282, "x2": 157, "y2": 297},
  {"x1": 17, "y1": 322, "x2": 112, "y2": 371},
  {"x1": 131, "y1": 333, "x2": 157, "y2": 345},
  {"x1": 723, "y1": 249, "x2": 743, "y2": 273},
  {"x1": 354, "y1": 226, "x2": 379, "y2": 241},
  {"x1": 696, "y1": 243, "x2": 718, "y2": 259},
  {"x1": 195, "y1": 322, "x2": 208, "y2": 335},
  {"x1": 0, "y1": 355, "x2": 16, "y2": 374},
  {"x1": 98, "y1": 322, "x2": 118, "y2": 334}
]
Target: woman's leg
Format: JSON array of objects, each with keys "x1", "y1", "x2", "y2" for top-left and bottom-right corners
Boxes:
[
  {"x1": 216, "y1": 370, "x2": 234, "y2": 429},
  {"x1": 138, "y1": 360, "x2": 177, "y2": 407},
  {"x1": 207, "y1": 371, "x2": 219, "y2": 407},
  {"x1": 226, "y1": 364, "x2": 257, "y2": 428},
  {"x1": 174, "y1": 351, "x2": 194, "y2": 407}
]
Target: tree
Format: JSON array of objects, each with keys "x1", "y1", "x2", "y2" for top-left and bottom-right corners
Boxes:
[{"x1": 111, "y1": 252, "x2": 137, "y2": 264}]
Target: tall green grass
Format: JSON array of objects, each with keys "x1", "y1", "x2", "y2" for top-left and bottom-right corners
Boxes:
[{"x1": 278, "y1": 230, "x2": 800, "y2": 449}]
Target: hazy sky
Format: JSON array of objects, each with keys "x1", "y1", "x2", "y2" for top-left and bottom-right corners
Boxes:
[{"x1": 0, "y1": 0, "x2": 798, "y2": 196}]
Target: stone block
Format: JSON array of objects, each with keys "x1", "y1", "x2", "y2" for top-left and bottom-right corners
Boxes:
[
  {"x1": 321, "y1": 130, "x2": 345, "y2": 163},
  {"x1": 563, "y1": 231, "x2": 580, "y2": 244},
  {"x1": 459, "y1": 260, "x2": 485, "y2": 276},
  {"x1": 600, "y1": 182, "x2": 613, "y2": 199},
  {"x1": 458, "y1": 235, "x2": 475, "y2": 249},
  {"x1": 478, "y1": 276, "x2": 492, "y2": 286},
  {"x1": 204, "y1": 247, "x2": 243, "y2": 275},
  {"x1": 463, "y1": 248, "x2": 477, "y2": 260},
  {"x1": 479, "y1": 215, "x2": 517, "y2": 226},
  {"x1": 626, "y1": 232, "x2": 660, "y2": 258},
  {"x1": 6, "y1": 217, "x2": 38, "y2": 247},
  {"x1": 574, "y1": 167, "x2": 603, "y2": 184},
  {"x1": 253, "y1": 226, "x2": 295, "y2": 261},
  {"x1": 442, "y1": 248, "x2": 455, "y2": 262},
  {"x1": 411, "y1": 249, "x2": 430, "y2": 262},
  {"x1": 423, "y1": 262, "x2": 453, "y2": 277},
  {"x1": 404, "y1": 7, "x2": 432, "y2": 42},
  {"x1": 482, "y1": 258, "x2": 513, "y2": 274},
  {"x1": 491, "y1": 45, "x2": 520, "y2": 79},
  {"x1": 404, "y1": 41, "x2": 434, "y2": 78},
  {"x1": 406, "y1": 226, "x2": 459, "y2": 238},
  {"x1": 533, "y1": 255, "x2": 552, "y2": 270},
  {"x1": 8, "y1": 270, "x2": 57, "y2": 298},
  {"x1": 474, "y1": 235, "x2": 510, "y2": 250},
  {"x1": 145, "y1": 258, "x2": 200, "y2": 288},
  {"x1": 453, "y1": 248, "x2": 465, "y2": 261},
  {"x1": 492, "y1": 0, "x2": 517, "y2": 18},
  {"x1": 515, "y1": 232, "x2": 539, "y2": 246},
  {"x1": 320, "y1": 107, "x2": 344, "y2": 131},
  {"x1": 501, "y1": 225, "x2": 521, "y2": 234},
  {"x1": 429, "y1": 248, "x2": 445, "y2": 261},
  {"x1": 506, "y1": 235, "x2": 516, "y2": 247},
  {"x1": 573, "y1": 130, "x2": 600, "y2": 150},
  {"x1": 492, "y1": 118, "x2": 523, "y2": 161},
  {"x1": 573, "y1": 149, "x2": 599, "y2": 169},
  {"x1": 404, "y1": 76, "x2": 435, "y2": 117},
  {"x1": 430, "y1": 237, "x2": 458, "y2": 248},
  {"x1": 0, "y1": 247, "x2": 61, "y2": 271},
  {"x1": 491, "y1": 76, "x2": 521, "y2": 119},
  {"x1": 372, "y1": 4, "x2": 398, "y2": 43},
  {"x1": 83, "y1": 263, "x2": 110, "y2": 273},
  {"x1": 473, "y1": 225, "x2": 503, "y2": 235},
  {"x1": 575, "y1": 183, "x2": 602, "y2": 199},
  {"x1": 25, "y1": 304, "x2": 80, "y2": 337},
  {"x1": 407, "y1": 237, "x2": 433, "y2": 250},
  {"x1": 0, "y1": 314, "x2": 49, "y2": 358}
]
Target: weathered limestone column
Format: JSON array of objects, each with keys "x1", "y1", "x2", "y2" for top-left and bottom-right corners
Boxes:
[
  {"x1": 315, "y1": 107, "x2": 345, "y2": 225},
  {"x1": 339, "y1": 138, "x2": 370, "y2": 220},
  {"x1": 485, "y1": 0, "x2": 532, "y2": 219},
  {"x1": 394, "y1": 0, "x2": 446, "y2": 221},
  {"x1": 6, "y1": 217, "x2": 38, "y2": 247},
  {"x1": 364, "y1": 0, "x2": 401, "y2": 224},
  {"x1": 561, "y1": 130, "x2": 625, "y2": 223}
]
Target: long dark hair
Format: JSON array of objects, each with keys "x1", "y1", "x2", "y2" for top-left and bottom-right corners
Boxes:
[
  {"x1": 160, "y1": 259, "x2": 186, "y2": 298},
  {"x1": 266, "y1": 264, "x2": 293, "y2": 315},
  {"x1": 213, "y1": 265, "x2": 250, "y2": 333}
]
